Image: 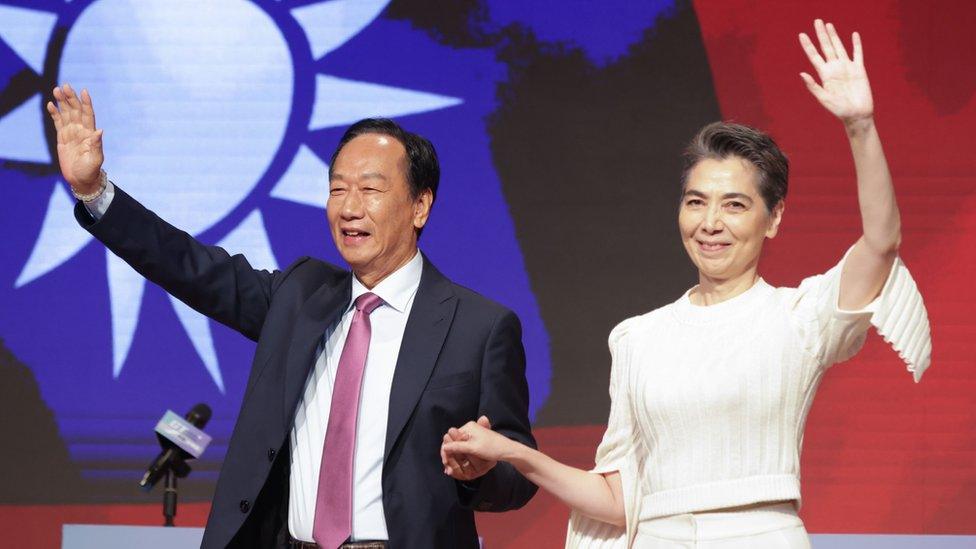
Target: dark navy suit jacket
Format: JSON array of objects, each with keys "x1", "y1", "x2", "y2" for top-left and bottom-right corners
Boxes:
[{"x1": 75, "y1": 186, "x2": 538, "y2": 548}]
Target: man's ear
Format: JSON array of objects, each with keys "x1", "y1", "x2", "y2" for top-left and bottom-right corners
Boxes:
[{"x1": 413, "y1": 188, "x2": 433, "y2": 230}]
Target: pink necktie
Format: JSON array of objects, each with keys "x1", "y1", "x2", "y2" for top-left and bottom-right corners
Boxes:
[{"x1": 313, "y1": 292, "x2": 384, "y2": 549}]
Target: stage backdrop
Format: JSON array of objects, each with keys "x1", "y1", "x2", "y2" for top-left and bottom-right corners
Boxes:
[{"x1": 0, "y1": 0, "x2": 973, "y2": 546}]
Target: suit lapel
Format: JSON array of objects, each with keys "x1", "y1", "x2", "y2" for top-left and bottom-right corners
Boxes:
[
  {"x1": 384, "y1": 256, "x2": 457, "y2": 461},
  {"x1": 282, "y1": 271, "x2": 351, "y2": 427}
]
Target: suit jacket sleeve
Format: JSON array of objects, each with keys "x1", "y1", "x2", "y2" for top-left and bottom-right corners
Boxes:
[
  {"x1": 458, "y1": 309, "x2": 539, "y2": 511},
  {"x1": 74, "y1": 184, "x2": 288, "y2": 341}
]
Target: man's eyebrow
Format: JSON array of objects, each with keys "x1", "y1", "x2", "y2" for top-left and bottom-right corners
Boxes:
[{"x1": 329, "y1": 172, "x2": 388, "y2": 182}]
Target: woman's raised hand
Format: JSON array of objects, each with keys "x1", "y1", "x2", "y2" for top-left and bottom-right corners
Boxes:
[
  {"x1": 46, "y1": 84, "x2": 104, "y2": 194},
  {"x1": 799, "y1": 19, "x2": 874, "y2": 126}
]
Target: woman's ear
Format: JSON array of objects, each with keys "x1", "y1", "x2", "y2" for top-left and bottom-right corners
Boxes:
[{"x1": 765, "y1": 200, "x2": 785, "y2": 239}]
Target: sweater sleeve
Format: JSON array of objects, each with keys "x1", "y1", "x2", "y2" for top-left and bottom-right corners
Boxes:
[
  {"x1": 566, "y1": 317, "x2": 643, "y2": 548},
  {"x1": 794, "y1": 248, "x2": 932, "y2": 381}
]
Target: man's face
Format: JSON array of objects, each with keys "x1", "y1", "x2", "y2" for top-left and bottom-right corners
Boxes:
[{"x1": 327, "y1": 134, "x2": 431, "y2": 286}]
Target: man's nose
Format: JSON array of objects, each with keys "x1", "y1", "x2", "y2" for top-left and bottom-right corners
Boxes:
[{"x1": 339, "y1": 190, "x2": 365, "y2": 219}]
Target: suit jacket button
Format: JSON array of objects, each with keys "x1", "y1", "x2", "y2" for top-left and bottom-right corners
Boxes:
[
  {"x1": 239, "y1": 499, "x2": 251, "y2": 513},
  {"x1": 268, "y1": 448, "x2": 276, "y2": 461}
]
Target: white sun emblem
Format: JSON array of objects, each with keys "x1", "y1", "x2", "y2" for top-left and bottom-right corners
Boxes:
[{"x1": 0, "y1": 0, "x2": 461, "y2": 392}]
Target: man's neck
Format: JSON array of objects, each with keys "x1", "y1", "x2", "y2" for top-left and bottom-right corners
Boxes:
[{"x1": 354, "y1": 248, "x2": 419, "y2": 289}]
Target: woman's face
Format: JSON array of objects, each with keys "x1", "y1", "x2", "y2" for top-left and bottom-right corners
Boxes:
[{"x1": 678, "y1": 156, "x2": 783, "y2": 283}]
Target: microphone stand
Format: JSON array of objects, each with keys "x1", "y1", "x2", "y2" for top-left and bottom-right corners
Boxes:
[
  {"x1": 163, "y1": 469, "x2": 177, "y2": 527},
  {"x1": 162, "y1": 457, "x2": 191, "y2": 527}
]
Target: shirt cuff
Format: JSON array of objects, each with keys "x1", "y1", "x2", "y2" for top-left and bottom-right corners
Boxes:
[{"x1": 83, "y1": 180, "x2": 115, "y2": 220}]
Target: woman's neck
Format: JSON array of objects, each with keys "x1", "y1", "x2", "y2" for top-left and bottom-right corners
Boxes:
[{"x1": 690, "y1": 267, "x2": 760, "y2": 306}]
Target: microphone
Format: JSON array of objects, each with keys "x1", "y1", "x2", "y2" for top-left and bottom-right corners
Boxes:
[{"x1": 139, "y1": 403, "x2": 212, "y2": 491}]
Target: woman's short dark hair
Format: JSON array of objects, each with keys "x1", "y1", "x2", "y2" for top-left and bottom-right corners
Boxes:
[
  {"x1": 681, "y1": 122, "x2": 789, "y2": 211},
  {"x1": 330, "y1": 118, "x2": 440, "y2": 235}
]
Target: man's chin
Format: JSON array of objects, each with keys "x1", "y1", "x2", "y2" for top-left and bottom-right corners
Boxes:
[{"x1": 338, "y1": 249, "x2": 373, "y2": 271}]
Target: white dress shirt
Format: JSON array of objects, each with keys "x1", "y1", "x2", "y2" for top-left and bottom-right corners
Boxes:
[
  {"x1": 288, "y1": 250, "x2": 422, "y2": 542},
  {"x1": 84, "y1": 183, "x2": 422, "y2": 542}
]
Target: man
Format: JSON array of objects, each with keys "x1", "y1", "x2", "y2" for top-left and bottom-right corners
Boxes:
[{"x1": 47, "y1": 84, "x2": 537, "y2": 548}]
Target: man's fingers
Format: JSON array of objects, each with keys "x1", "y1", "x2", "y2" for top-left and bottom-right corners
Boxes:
[
  {"x1": 441, "y1": 438, "x2": 468, "y2": 472},
  {"x1": 442, "y1": 447, "x2": 472, "y2": 479},
  {"x1": 445, "y1": 452, "x2": 465, "y2": 473},
  {"x1": 54, "y1": 85, "x2": 80, "y2": 125},
  {"x1": 81, "y1": 88, "x2": 96, "y2": 130},
  {"x1": 63, "y1": 83, "x2": 82, "y2": 111},
  {"x1": 477, "y1": 415, "x2": 491, "y2": 429},
  {"x1": 46, "y1": 101, "x2": 63, "y2": 132},
  {"x1": 53, "y1": 86, "x2": 69, "y2": 119}
]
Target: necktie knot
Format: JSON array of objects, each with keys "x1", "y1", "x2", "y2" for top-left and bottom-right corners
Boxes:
[{"x1": 355, "y1": 292, "x2": 384, "y2": 315}]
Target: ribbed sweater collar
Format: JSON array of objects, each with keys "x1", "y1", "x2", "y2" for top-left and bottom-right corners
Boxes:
[{"x1": 672, "y1": 278, "x2": 774, "y2": 325}]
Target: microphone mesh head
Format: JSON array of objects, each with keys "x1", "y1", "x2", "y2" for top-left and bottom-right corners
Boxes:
[{"x1": 185, "y1": 403, "x2": 212, "y2": 428}]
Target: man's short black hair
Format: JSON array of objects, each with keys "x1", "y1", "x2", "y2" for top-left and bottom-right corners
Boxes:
[{"x1": 330, "y1": 118, "x2": 440, "y2": 236}]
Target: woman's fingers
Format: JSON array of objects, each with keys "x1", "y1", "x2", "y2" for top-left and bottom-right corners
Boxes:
[
  {"x1": 825, "y1": 22, "x2": 849, "y2": 60},
  {"x1": 798, "y1": 33, "x2": 825, "y2": 70},
  {"x1": 448, "y1": 427, "x2": 469, "y2": 441},
  {"x1": 800, "y1": 72, "x2": 829, "y2": 103},
  {"x1": 814, "y1": 19, "x2": 835, "y2": 60},
  {"x1": 852, "y1": 31, "x2": 863, "y2": 66},
  {"x1": 442, "y1": 440, "x2": 474, "y2": 456},
  {"x1": 440, "y1": 434, "x2": 452, "y2": 466}
]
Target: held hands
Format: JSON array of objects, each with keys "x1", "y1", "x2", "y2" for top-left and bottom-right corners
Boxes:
[
  {"x1": 799, "y1": 20, "x2": 874, "y2": 129},
  {"x1": 46, "y1": 84, "x2": 104, "y2": 194},
  {"x1": 440, "y1": 416, "x2": 509, "y2": 482}
]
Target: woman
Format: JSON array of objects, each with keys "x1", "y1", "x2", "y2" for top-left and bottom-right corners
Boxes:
[{"x1": 440, "y1": 20, "x2": 931, "y2": 548}]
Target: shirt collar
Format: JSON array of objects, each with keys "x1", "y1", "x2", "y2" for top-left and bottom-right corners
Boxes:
[{"x1": 349, "y1": 249, "x2": 423, "y2": 314}]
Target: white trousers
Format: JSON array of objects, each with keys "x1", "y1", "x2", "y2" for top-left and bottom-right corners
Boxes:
[{"x1": 634, "y1": 502, "x2": 810, "y2": 548}]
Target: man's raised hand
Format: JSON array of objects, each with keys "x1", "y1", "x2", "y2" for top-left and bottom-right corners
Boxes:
[{"x1": 47, "y1": 84, "x2": 104, "y2": 194}]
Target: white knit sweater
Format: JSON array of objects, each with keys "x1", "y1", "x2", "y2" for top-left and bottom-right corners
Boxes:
[{"x1": 566, "y1": 251, "x2": 931, "y2": 548}]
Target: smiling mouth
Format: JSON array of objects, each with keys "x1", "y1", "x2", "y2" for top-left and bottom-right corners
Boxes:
[
  {"x1": 341, "y1": 229, "x2": 372, "y2": 244},
  {"x1": 697, "y1": 240, "x2": 731, "y2": 253}
]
